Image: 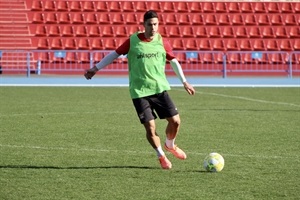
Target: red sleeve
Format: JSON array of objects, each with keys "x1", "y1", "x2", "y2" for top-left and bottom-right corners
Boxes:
[
  {"x1": 115, "y1": 38, "x2": 130, "y2": 55},
  {"x1": 163, "y1": 38, "x2": 176, "y2": 61}
]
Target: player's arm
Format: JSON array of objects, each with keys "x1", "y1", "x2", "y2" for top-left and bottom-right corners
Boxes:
[
  {"x1": 84, "y1": 51, "x2": 120, "y2": 80},
  {"x1": 169, "y1": 59, "x2": 195, "y2": 95},
  {"x1": 84, "y1": 39, "x2": 130, "y2": 80}
]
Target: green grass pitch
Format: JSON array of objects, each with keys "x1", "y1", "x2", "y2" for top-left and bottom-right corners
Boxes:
[{"x1": 0, "y1": 86, "x2": 299, "y2": 200}]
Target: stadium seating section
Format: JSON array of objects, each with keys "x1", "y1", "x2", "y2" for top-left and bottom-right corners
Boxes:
[{"x1": 0, "y1": 0, "x2": 299, "y2": 66}]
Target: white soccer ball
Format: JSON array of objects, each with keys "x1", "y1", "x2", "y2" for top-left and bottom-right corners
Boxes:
[{"x1": 203, "y1": 152, "x2": 225, "y2": 172}]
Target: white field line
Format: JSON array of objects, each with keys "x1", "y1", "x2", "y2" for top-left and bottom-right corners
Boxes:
[
  {"x1": 0, "y1": 144, "x2": 297, "y2": 160},
  {"x1": 173, "y1": 88, "x2": 300, "y2": 108}
]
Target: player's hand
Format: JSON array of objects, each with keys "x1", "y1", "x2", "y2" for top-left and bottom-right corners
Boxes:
[
  {"x1": 84, "y1": 67, "x2": 98, "y2": 80},
  {"x1": 183, "y1": 82, "x2": 196, "y2": 95}
]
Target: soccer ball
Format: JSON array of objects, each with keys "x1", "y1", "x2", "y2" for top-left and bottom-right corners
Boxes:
[{"x1": 203, "y1": 152, "x2": 225, "y2": 172}]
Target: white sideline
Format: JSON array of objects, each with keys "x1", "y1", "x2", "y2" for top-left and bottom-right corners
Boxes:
[{"x1": 0, "y1": 144, "x2": 298, "y2": 160}]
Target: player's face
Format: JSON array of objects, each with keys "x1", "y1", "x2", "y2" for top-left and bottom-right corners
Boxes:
[{"x1": 144, "y1": 18, "x2": 159, "y2": 38}]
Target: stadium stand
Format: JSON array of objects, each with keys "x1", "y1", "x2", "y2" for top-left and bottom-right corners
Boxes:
[{"x1": 0, "y1": 0, "x2": 299, "y2": 76}]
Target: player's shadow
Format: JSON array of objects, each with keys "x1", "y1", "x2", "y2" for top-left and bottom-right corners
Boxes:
[{"x1": 0, "y1": 165, "x2": 158, "y2": 170}]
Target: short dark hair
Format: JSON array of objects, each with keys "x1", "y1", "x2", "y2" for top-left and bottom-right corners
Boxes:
[{"x1": 143, "y1": 10, "x2": 158, "y2": 22}]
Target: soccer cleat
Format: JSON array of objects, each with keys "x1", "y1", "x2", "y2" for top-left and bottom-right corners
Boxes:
[
  {"x1": 158, "y1": 155, "x2": 172, "y2": 169},
  {"x1": 164, "y1": 144, "x2": 187, "y2": 160}
]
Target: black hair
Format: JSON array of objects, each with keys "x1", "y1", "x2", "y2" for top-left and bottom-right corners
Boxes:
[{"x1": 143, "y1": 10, "x2": 158, "y2": 22}]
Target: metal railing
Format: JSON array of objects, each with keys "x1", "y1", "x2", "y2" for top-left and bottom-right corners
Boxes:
[{"x1": 0, "y1": 50, "x2": 299, "y2": 78}]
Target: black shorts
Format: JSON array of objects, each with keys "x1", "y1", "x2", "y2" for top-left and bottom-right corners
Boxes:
[{"x1": 132, "y1": 91, "x2": 179, "y2": 124}]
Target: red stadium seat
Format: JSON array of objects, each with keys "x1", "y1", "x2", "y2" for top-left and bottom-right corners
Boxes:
[
  {"x1": 261, "y1": 27, "x2": 275, "y2": 38},
  {"x1": 163, "y1": 14, "x2": 178, "y2": 25},
  {"x1": 294, "y1": 40, "x2": 300, "y2": 51},
  {"x1": 93, "y1": 52, "x2": 105, "y2": 63},
  {"x1": 82, "y1": 1, "x2": 95, "y2": 11},
  {"x1": 98, "y1": 13, "x2": 111, "y2": 24},
  {"x1": 50, "y1": 38, "x2": 63, "y2": 50},
  {"x1": 135, "y1": 2, "x2": 147, "y2": 12},
  {"x1": 169, "y1": 26, "x2": 181, "y2": 37},
  {"x1": 31, "y1": 1, "x2": 43, "y2": 11},
  {"x1": 48, "y1": 25, "x2": 61, "y2": 37},
  {"x1": 178, "y1": 14, "x2": 191, "y2": 25},
  {"x1": 159, "y1": 26, "x2": 169, "y2": 37},
  {"x1": 78, "y1": 38, "x2": 90, "y2": 50},
  {"x1": 78, "y1": 52, "x2": 90, "y2": 63},
  {"x1": 269, "y1": 53, "x2": 285, "y2": 64},
  {"x1": 69, "y1": 1, "x2": 82, "y2": 11},
  {"x1": 195, "y1": 26, "x2": 208, "y2": 38},
  {"x1": 109, "y1": 1, "x2": 122, "y2": 12},
  {"x1": 89, "y1": 26, "x2": 101, "y2": 37},
  {"x1": 202, "y1": 2, "x2": 215, "y2": 13},
  {"x1": 75, "y1": 26, "x2": 88, "y2": 37},
  {"x1": 295, "y1": 3, "x2": 300, "y2": 13},
  {"x1": 257, "y1": 53, "x2": 269, "y2": 64},
  {"x1": 66, "y1": 52, "x2": 78, "y2": 63},
  {"x1": 266, "y1": 40, "x2": 279, "y2": 51},
  {"x1": 38, "y1": 52, "x2": 50, "y2": 63},
  {"x1": 61, "y1": 26, "x2": 74, "y2": 37},
  {"x1": 235, "y1": 26, "x2": 248, "y2": 38},
  {"x1": 242, "y1": 53, "x2": 256, "y2": 64},
  {"x1": 275, "y1": 27, "x2": 288, "y2": 38},
  {"x1": 289, "y1": 27, "x2": 300, "y2": 38},
  {"x1": 58, "y1": 13, "x2": 71, "y2": 24},
  {"x1": 190, "y1": 14, "x2": 204, "y2": 25},
  {"x1": 190, "y1": 2, "x2": 202, "y2": 13},
  {"x1": 240, "y1": 3, "x2": 253, "y2": 13},
  {"x1": 201, "y1": 53, "x2": 214, "y2": 64},
  {"x1": 45, "y1": 13, "x2": 57, "y2": 24},
  {"x1": 57, "y1": 1, "x2": 68, "y2": 11},
  {"x1": 227, "y1": 53, "x2": 242, "y2": 63},
  {"x1": 257, "y1": 14, "x2": 270, "y2": 25},
  {"x1": 205, "y1": 14, "x2": 218, "y2": 25},
  {"x1": 182, "y1": 26, "x2": 194, "y2": 38},
  {"x1": 35, "y1": 25, "x2": 47, "y2": 36},
  {"x1": 267, "y1": 3, "x2": 280, "y2": 13},
  {"x1": 215, "y1": 2, "x2": 227, "y2": 13},
  {"x1": 102, "y1": 26, "x2": 114, "y2": 37},
  {"x1": 123, "y1": 2, "x2": 135, "y2": 12},
  {"x1": 148, "y1": 2, "x2": 161, "y2": 12},
  {"x1": 162, "y1": 2, "x2": 175, "y2": 12},
  {"x1": 228, "y1": 2, "x2": 240, "y2": 13},
  {"x1": 218, "y1": 15, "x2": 231, "y2": 25},
  {"x1": 72, "y1": 13, "x2": 84, "y2": 24},
  {"x1": 270, "y1": 15, "x2": 284, "y2": 25},
  {"x1": 104, "y1": 39, "x2": 117, "y2": 50},
  {"x1": 64, "y1": 38, "x2": 77, "y2": 50},
  {"x1": 212, "y1": 39, "x2": 226, "y2": 51},
  {"x1": 239, "y1": 40, "x2": 252, "y2": 51},
  {"x1": 32, "y1": 12, "x2": 44, "y2": 23},
  {"x1": 91, "y1": 38, "x2": 104, "y2": 50},
  {"x1": 285, "y1": 15, "x2": 297, "y2": 25},
  {"x1": 209, "y1": 27, "x2": 222, "y2": 38},
  {"x1": 170, "y1": 39, "x2": 185, "y2": 50},
  {"x1": 123, "y1": 13, "x2": 138, "y2": 25},
  {"x1": 44, "y1": 1, "x2": 56, "y2": 11},
  {"x1": 280, "y1": 3, "x2": 294, "y2": 13},
  {"x1": 279, "y1": 40, "x2": 293, "y2": 51},
  {"x1": 253, "y1": 2, "x2": 267, "y2": 13},
  {"x1": 222, "y1": 27, "x2": 235, "y2": 38},
  {"x1": 185, "y1": 39, "x2": 198, "y2": 50},
  {"x1": 95, "y1": 1, "x2": 108, "y2": 12},
  {"x1": 85, "y1": 13, "x2": 98, "y2": 24},
  {"x1": 244, "y1": 15, "x2": 257, "y2": 25},
  {"x1": 252, "y1": 40, "x2": 266, "y2": 51},
  {"x1": 37, "y1": 38, "x2": 49, "y2": 49},
  {"x1": 115, "y1": 26, "x2": 128, "y2": 37},
  {"x1": 226, "y1": 40, "x2": 240, "y2": 51},
  {"x1": 248, "y1": 27, "x2": 262, "y2": 38},
  {"x1": 111, "y1": 13, "x2": 124, "y2": 25},
  {"x1": 199, "y1": 40, "x2": 212, "y2": 50},
  {"x1": 176, "y1": 2, "x2": 189, "y2": 13},
  {"x1": 231, "y1": 14, "x2": 244, "y2": 25}
]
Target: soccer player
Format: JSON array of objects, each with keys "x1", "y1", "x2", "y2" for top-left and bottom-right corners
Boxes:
[{"x1": 84, "y1": 10, "x2": 195, "y2": 169}]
